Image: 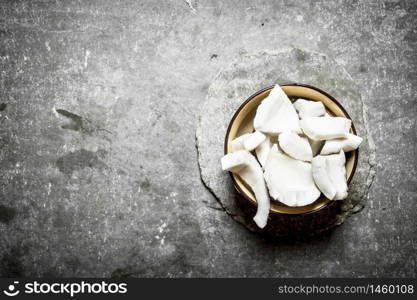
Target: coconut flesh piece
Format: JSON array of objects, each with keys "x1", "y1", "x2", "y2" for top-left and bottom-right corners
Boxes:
[
  {"x1": 326, "y1": 151, "x2": 348, "y2": 200},
  {"x1": 230, "y1": 133, "x2": 251, "y2": 152},
  {"x1": 278, "y1": 131, "x2": 313, "y2": 162},
  {"x1": 221, "y1": 150, "x2": 248, "y2": 172},
  {"x1": 299, "y1": 133, "x2": 324, "y2": 156},
  {"x1": 230, "y1": 131, "x2": 266, "y2": 152},
  {"x1": 320, "y1": 133, "x2": 363, "y2": 155},
  {"x1": 221, "y1": 150, "x2": 270, "y2": 228},
  {"x1": 255, "y1": 136, "x2": 273, "y2": 168},
  {"x1": 300, "y1": 117, "x2": 351, "y2": 141},
  {"x1": 253, "y1": 85, "x2": 301, "y2": 135},
  {"x1": 264, "y1": 145, "x2": 320, "y2": 207},
  {"x1": 293, "y1": 99, "x2": 326, "y2": 119},
  {"x1": 311, "y1": 151, "x2": 348, "y2": 200},
  {"x1": 311, "y1": 156, "x2": 336, "y2": 200},
  {"x1": 305, "y1": 111, "x2": 329, "y2": 156},
  {"x1": 243, "y1": 131, "x2": 266, "y2": 151}
]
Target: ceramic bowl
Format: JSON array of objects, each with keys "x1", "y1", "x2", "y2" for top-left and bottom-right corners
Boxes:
[{"x1": 224, "y1": 83, "x2": 358, "y2": 215}]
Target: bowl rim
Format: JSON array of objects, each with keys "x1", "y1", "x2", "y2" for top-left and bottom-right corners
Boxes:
[{"x1": 224, "y1": 82, "x2": 359, "y2": 216}]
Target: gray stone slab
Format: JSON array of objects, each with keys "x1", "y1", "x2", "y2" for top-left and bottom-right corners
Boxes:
[
  {"x1": 0, "y1": 0, "x2": 415, "y2": 278},
  {"x1": 197, "y1": 48, "x2": 376, "y2": 235}
]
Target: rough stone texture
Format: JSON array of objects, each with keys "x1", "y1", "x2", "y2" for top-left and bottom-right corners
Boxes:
[
  {"x1": 0, "y1": 0, "x2": 416, "y2": 277},
  {"x1": 196, "y1": 48, "x2": 376, "y2": 235}
]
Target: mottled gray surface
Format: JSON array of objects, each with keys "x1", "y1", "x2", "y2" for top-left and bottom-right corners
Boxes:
[
  {"x1": 0, "y1": 0, "x2": 416, "y2": 277},
  {"x1": 196, "y1": 48, "x2": 376, "y2": 235}
]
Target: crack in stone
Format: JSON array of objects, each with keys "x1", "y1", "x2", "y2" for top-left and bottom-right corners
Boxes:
[
  {"x1": 183, "y1": 0, "x2": 197, "y2": 13},
  {"x1": 195, "y1": 129, "x2": 236, "y2": 217}
]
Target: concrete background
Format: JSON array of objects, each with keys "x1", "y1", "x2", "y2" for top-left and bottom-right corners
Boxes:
[{"x1": 0, "y1": 0, "x2": 416, "y2": 277}]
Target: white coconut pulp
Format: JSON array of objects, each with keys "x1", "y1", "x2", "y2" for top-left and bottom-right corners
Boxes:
[
  {"x1": 320, "y1": 133, "x2": 363, "y2": 155},
  {"x1": 264, "y1": 145, "x2": 320, "y2": 207},
  {"x1": 312, "y1": 151, "x2": 348, "y2": 200},
  {"x1": 221, "y1": 151, "x2": 270, "y2": 228},
  {"x1": 253, "y1": 84, "x2": 301, "y2": 134},
  {"x1": 293, "y1": 99, "x2": 325, "y2": 119},
  {"x1": 300, "y1": 117, "x2": 351, "y2": 140},
  {"x1": 243, "y1": 131, "x2": 266, "y2": 151},
  {"x1": 278, "y1": 131, "x2": 313, "y2": 162},
  {"x1": 223, "y1": 85, "x2": 362, "y2": 228}
]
